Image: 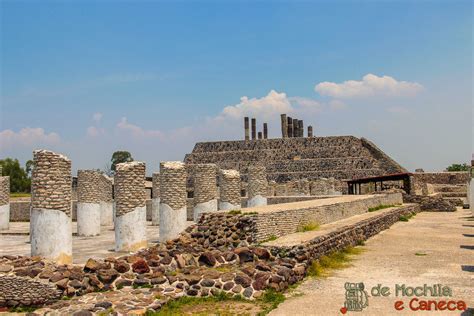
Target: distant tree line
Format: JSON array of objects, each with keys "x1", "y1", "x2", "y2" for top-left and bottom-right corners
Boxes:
[
  {"x1": 445, "y1": 163, "x2": 469, "y2": 172},
  {"x1": 0, "y1": 158, "x2": 32, "y2": 193}
]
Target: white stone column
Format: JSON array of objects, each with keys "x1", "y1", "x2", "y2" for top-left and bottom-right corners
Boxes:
[
  {"x1": 470, "y1": 162, "x2": 474, "y2": 215},
  {"x1": 151, "y1": 172, "x2": 160, "y2": 226},
  {"x1": 30, "y1": 150, "x2": 73, "y2": 264},
  {"x1": 159, "y1": 161, "x2": 187, "y2": 242},
  {"x1": 114, "y1": 161, "x2": 147, "y2": 252},
  {"x1": 219, "y1": 169, "x2": 241, "y2": 210},
  {"x1": 0, "y1": 175, "x2": 10, "y2": 231},
  {"x1": 76, "y1": 170, "x2": 101, "y2": 236},
  {"x1": 193, "y1": 164, "x2": 218, "y2": 221},
  {"x1": 247, "y1": 165, "x2": 268, "y2": 207},
  {"x1": 99, "y1": 174, "x2": 114, "y2": 226}
]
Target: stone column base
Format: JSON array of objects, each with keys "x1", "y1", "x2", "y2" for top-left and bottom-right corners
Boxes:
[
  {"x1": 100, "y1": 201, "x2": 114, "y2": 226},
  {"x1": 159, "y1": 203, "x2": 187, "y2": 242},
  {"x1": 114, "y1": 206, "x2": 147, "y2": 252},
  {"x1": 151, "y1": 197, "x2": 160, "y2": 226},
  {"x1": 218, "y1": 201, "x2": 241, "y2": 211},
  {"x1": 30, "y1": 208, "x2": 72, "y2": 265},
  {"x1": 193, "y1": 199, "x2": 218, "y2": 222},
  {"x1": 247, "y1": 195, "x2": 267, "y2": 207},
  {"x1": 0, "y1": 203, "x2": 10, "y2": 231},
  {"x1": 77, "y1": 202, "x2": 101, "y2": 236}
]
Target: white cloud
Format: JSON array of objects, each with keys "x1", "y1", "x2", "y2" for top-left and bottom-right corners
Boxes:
[
  {"x1": 92, "y1": 112, "x2": 103, "y2": 123},
  {"x1": 329, "y1": 100, "x2": 347, "y2": 111},
  {"x1": 116, "y1": 117, "x2": 164, "y2": 139},
  {"x1": 216, "y1": 90, "x2": 321, "y2": 122},
  {"x1": 218, "y1": 90, "x2": 293, "y2": 120},
  {"x1": 315, "y1": 74, "x2": 423, "y2": 99},
  {"x1": 289, "y1": 97, "x2": 322, "y2": 109},
  {"x1": 0, "y1": 127, "x2": 60, "y2": 149}
]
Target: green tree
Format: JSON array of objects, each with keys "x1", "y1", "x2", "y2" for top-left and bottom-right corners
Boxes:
[
  {"x1": 446, "y1": 163, "x2": 469, "y2": 172},
  {"x1": 111, "y1": 151, "x2": 134, "y2": 171},
  {"x1": 25, "y1": 160, "x2": 34, "y2": 177},
  {"x1": 0, "y1": 158, "x2": 31, "y2": 193}
]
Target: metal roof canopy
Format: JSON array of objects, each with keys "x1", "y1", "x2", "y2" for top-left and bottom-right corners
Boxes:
[
  {"x1": 347, "y1": 172, "x2": 413, "y2": 184},
  {"x1": 347, "y1": 172, "x2": 413, "y2": 195}
]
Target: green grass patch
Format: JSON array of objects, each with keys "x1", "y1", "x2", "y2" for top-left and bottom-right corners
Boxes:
[
  {"x1": 244, "y1": 211, "x2": 259, "y2": 215},
  {"x1": 260, "y1": 235, "x2": 278, "y2": 243},
  {"x1": 228, "y1": 210, "x2": 242, "y2": 215},
  {"x1": 145, "y1": 289, "x2": 285, "y2": 316},
  {"x1": 368, "y1": 204, "x2": 397, "y2": 212},
  {"x1": 399, "y1": 213, "x2": 416, "y2": 222},
  {"x1": 133, "y1": 283, "x2": 153, "y2": 289},
  {"x1": 10, "y1": 192, "x2": 31, "y2": 198},
  {"x1": 307, "y1": 246, "x2": 364, "y2": 278},
  {"x1": 297, "y1": 221, "x2": 320, "y2": 232},
  {"x1": 257, "y1": 289, "x2": 286, "y2": 315},
  {"x1": 9, "y1": 306, "x2": 37, "y2": 313},
  {"x1": 415, "y1": 252, "x2": 427, "y2": 256}
]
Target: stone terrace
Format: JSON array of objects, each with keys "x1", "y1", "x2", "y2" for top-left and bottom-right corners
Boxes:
[{"x1": 184, "y1": 136, "x2": 406, "y2": 182}]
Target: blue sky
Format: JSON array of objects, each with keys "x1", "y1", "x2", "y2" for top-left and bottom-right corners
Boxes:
[{"x1": 1, "y1": 1, "x2": 472, "y2": 174}]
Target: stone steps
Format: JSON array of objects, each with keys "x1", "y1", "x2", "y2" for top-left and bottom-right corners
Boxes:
[{"x1": 439, "y1": 192, "x2": 467, "y2": 198}]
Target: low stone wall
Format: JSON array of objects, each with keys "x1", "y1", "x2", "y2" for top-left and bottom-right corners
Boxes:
[
  {"x1": 266, "y1": 204, "x2": 419, "y2": 261},
  {"x1": 0, "y1": 275, "x2": 61, "y2": 307},
  {"x1": 412, "y1": 172, "x2": 470, "y2": 195},
  {"x1": 402, "y1": 194, "x2": 457, "y2": 211},
  {"x1": 246, "y1": 193, "x2": 403, "y2": 242}
]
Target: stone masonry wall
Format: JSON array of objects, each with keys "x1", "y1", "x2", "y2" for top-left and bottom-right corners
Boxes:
[
  {"x1": 152, "y1": 173, "x2": 160, "y2": 199},
  {"x1": 114, "y1": 162, "x2": 146, "y2": 216},
  {"x1": 77, "y1": 170, "x2": 101, "y2": 204},
  {"x1": 160, "y1": 161, "x2": 187, "y2": 210},
  {"x1": 267, "y1": 204, "x2": 419, "y2": 261},
  {"x1": 185, "y1": 136, "x2": 407, "y2": 183},
  {"x1": 219, "y1": 169, "x2": 241, "y2": 206},
  {"x1": 31, "y1": 150, "x2": 72, "y2": 215},
  {"x1": 0, "y1": 176, "x2": 9, "y2": 206},
  {"x1": 247, "y1": 165, "x2": 267, "y2": 198},
  {"x1": 98, "y1": 174, "x2": 113, "y2": 203},
  {"x1": 193, "y1": 164, "x2": 217, "y2": 204},
  {"x1": 0, "y1": 275, "x2": 61, "y2": 307},
  {"x1": 251, "y1": 193, "x2": 402, "y2": 242}
]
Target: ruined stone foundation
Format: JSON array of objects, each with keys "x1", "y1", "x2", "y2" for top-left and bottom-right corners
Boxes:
[
  {"x1": 114, "y1": 161, "x2": 147, "y2": 252},
  {"x1": 159, "y1": 161, "x2": 187, "y2": 242},
  {"x1": 193, "y1": 164, "x2": 218, "y2": 221},
  {"x1": 151, "y1": 172, "x2": 160, "y2": 226},
  {"x1": 76, "y1": 170, "x2": 101, "y2": 236},
  {"x1": 30, "y1": 150, "x2": 72, "y2": 265},
  {"x1": 0, "y1": 176, "x2": 10, "y2": 230}
]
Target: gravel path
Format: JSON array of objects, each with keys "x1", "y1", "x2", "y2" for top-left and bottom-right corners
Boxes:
[{"x1": 271, "y1": 208, "x2": 474, "y2": 315}]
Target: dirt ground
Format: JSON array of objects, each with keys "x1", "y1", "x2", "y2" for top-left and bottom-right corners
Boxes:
[{"x1": 270, "y1": 208, "x2": 474, "y2": 316}]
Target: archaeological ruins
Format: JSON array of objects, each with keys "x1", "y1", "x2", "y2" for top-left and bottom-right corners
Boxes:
[{"x1": 0, "y1": 114, "x2": 472, "y2": 314}]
